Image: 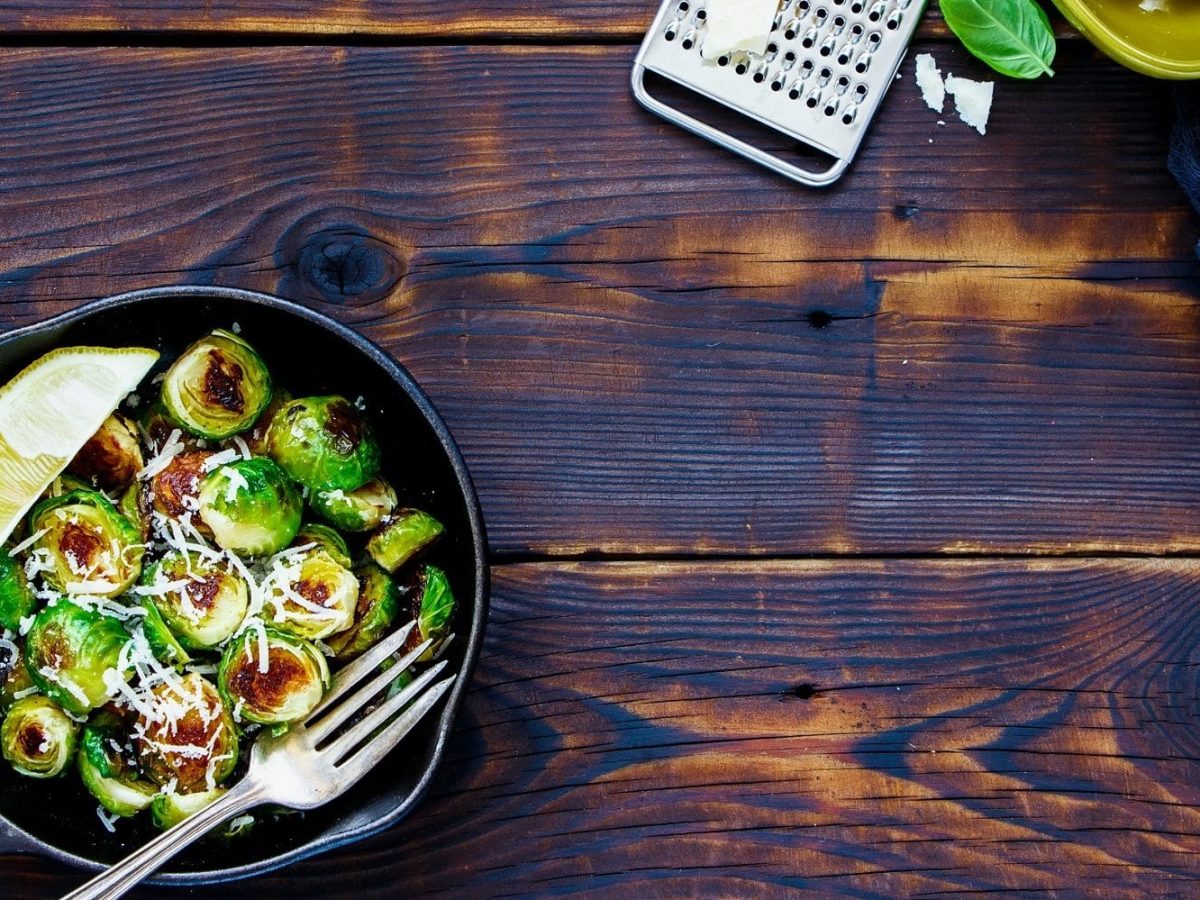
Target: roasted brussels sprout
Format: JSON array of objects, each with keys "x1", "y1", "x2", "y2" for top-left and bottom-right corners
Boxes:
[
  {"x1": 326, "y1": 563, "x2": 400, "y2": 660},
  {"x1": 292, "y1": 522, "x2": 352, "y2": 569},
  {"x1": 402, "y1": 565, "x2": 456, "y2": 661},
  {"x1": 0, "y1": 552, "x2": 35, "y2": 632},
  {"x1": 144, "y1": 450, "x2": 211, "y2": 525},
  {"x1": 134, "y1": 672, "x2": 238, "y2": 794},
  {"x1": 67, "y1": 412, "x2": 144, "y2": 492},
  {"x1": 162, "y1": 330, "x2": 273, "y2": 440},
  {"x1": 25, "y1": 600, "x2": 131, "y2": 715},
  {"x1": 0, "y1": 651, "x2": 34, "y2": 713},
  {"x1": 78, "y1": 710, "x2": 157, "y2": 816},
  {"x1": 267, "y1": 396, "x2": 380, "y2": 492},
  {"x1": 139, "y1": 551, "x2": 249, "y2": 650},
  {"x1": 240, "y1": 387, "x2": 292, "y2": 457},
  {"x1": 366, "y1": 508, "x2": 444, "y2": 574},
  {"x1": 311, "y1": 477, "x2": 397, "y2": 533},
  {"x1": 1, "y1": 695, "x2": 78, "y2": 778},
  {"x1": 150, "y1": 786, "x2": 226, "y2": 830},
  {"x1": 264, "y1": 547, "x2": 358, "y2": 640},
  {"x1": 138, "y1": 599, "x2": 191, "y2": 669},
  {"x1": 28, "y1": 489, "x2": 144, "y2": 597},
  {"x1": 196, "y1": 458, "x2": 302, "y2": 556},
  {"x1": 218, "y1": 627, "x2": 330, "y2": 726}
]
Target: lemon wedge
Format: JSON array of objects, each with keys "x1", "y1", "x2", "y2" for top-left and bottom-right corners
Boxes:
[{"x1": 0, "y1": 345, "x2": 159, "y2": 545}]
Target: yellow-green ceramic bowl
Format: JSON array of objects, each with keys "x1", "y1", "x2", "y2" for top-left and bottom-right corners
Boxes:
[{"x1": 1051, "y1": 0, "x2": 1200, "y2": 79}]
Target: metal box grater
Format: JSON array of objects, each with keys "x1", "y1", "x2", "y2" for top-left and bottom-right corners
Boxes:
[{"x1": 632, "y1": 0, "x2": 927, "y2": 186}]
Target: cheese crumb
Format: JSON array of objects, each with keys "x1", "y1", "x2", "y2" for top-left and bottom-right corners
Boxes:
[
  {"x1": 1139, "y1": 0, "x2": 1167, "y2": 10},
  {"x1": 700, "y1": 0, "x2": 780, "y2": 60},
  {"x1": 914, "y1": 53, "x2": 944, "y2": 113},
  {"x1": 945, "y1": 74, "x2": 994, "y2": 135}
]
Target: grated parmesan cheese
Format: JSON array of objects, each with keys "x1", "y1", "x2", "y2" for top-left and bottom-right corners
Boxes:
[
  {"x1": 914, "y1": 53, "x2": 945, "y2": 113},
  {"x1": 700, "y1": 0, "x2": 779, "y2": 60},
  {"x1": 7, "y1": 527, "x2": 49, "y2": 558},
  {"x1": 945, "y1": 74, "x2": 994, "y2": 135},
  {"x1": 96, "y1": 805, "x2": 119, "y2": 833}
]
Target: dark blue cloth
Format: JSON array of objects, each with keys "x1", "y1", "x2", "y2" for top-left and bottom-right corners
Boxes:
[{"x1": 1168, "y1": 85, "x2": 1200, "y2": 258}]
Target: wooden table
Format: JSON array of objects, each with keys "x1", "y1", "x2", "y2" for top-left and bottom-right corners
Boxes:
[{"x1": 4, "y1": 1, "x2": 1200, "y2": 896}]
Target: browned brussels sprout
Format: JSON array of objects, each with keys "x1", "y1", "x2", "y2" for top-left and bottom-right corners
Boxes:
[
  {"x1": 27, "y1": 489, "x2": 144, "y2": 597},
  {"x1": 2, "y1": 695, "x2": 78, "y2": 778},
  {"x1": 366, "y1": 509, "x2": 444, "y2": 574},
  {"x1": 267, "y1": 396, "x2": 380, "y2": 492},
  {"x1": 218, "y1": 627, "x2": 330, "y2": 726},
  {"x1": 67, "y1": 412, "x2": 144, "y2": 492},
  {"x1": 133, "y1": 672, "x2": 238, "y2": 794},
  {"x1": 162, "y1": 330, "x2": 273, "y2": 440},
  {"x1": 326, "y1": 563, "x2": 400, "y2": 660}
]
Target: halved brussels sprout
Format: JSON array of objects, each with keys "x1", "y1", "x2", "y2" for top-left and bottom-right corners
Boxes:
[
  {"x1": 267, "y1": 396, "x2": 381, "y2": 492},
  {"x1": 326, "y1": 564, "x2": 399, "y2": 660},
  {"x1": 0, "y1": 551, "x2": 35, "y2": 631},
  {"x1": 240, "y1": 387, "x2": 292, "y2": 457},
  {"x1": 311, "y1": 477, "x2": 397, "y2": 533},
  {"x1": 292, "y1": 522, "x2": 353, "y2": 569},
  {"x1": 162, "y1": 330, "x2": 273, "y2": 440},
  {"x1": 138, "y1": 600, "x2": 191, "y2": 669},
  {"x1": 139, "y1": 551, "x2": 249, "y2": 650},
  {"x1": 151, "y1": 786, "x2": 226, "y2": 830},
  {"x1": 401, "y1": 565, "x2": 456, "y2": 661},
  {"x1": 78, "y1": 710, "x2": 157, "y2": 817},
  {"x1": 144, "y1": 450, "x2": 211, "y2": 525},
  {"x1": 134, "y1": 672, "x2": 238, "y2": 794},
  {"x1": 264, "y1": 547, "x2": 358, "y2": 640},
  {"x1": 25, "y1": 600, "x2": 131, "y2": 715},
  {"x1": 28, "y1": 489, "x2": 144, "y2": 597},
  {"x1": 0, "y1": 652, "x2": 34, "y2": 713},
  {"x1": 197, "y1": 458, "x2": 302, "y2": 557},
  {"x1": 366, "y1": 508, "x2": 444, "y2": 574},
  {"x1": 67, "y1": 413, "x2": 144, "y2": 492},
  {"x1": 1, "y1": 695, "x2": 78, "y2": 778},
  {"x1": 218, "y1": 627, "x2": 330, "y2": 726}
]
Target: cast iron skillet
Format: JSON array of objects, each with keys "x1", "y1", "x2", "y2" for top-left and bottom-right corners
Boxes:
[{"x1": 0, "y1": 286, "x2": 489, "y2": 884}]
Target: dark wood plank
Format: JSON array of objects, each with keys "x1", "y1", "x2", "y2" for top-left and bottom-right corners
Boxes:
[
  {"x1": 0, "y1": 1, "x2": 1076, "y2": 41},
  {"x1": 0, "y1": 44, "x2": 1194, "y2": 556},
  {"x1": 10, "y1": 558, "x2": 1200, "y2": 896}
]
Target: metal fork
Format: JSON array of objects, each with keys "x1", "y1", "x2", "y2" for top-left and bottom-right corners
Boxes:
[{"x1": 63, "y1": 621, "x2": 457, "y2": 900}]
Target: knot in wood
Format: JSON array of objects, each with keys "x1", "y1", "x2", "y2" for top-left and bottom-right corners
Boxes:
[{"x1": 276, "y1": 212, "x2": 404, "y2": 308}]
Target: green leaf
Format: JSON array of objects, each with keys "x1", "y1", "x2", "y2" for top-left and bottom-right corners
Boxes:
[{"x1": 939, "y1": 0, "x2": 1056, "y2": 79}]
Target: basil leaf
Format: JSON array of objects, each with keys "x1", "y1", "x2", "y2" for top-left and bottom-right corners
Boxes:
[{"x1": 939, "y1": 0, "x2": 1057, "y2": 79}]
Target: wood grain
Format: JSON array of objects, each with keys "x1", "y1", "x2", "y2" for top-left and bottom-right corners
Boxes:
[
  {"x1": 10, "y1": 558, "x2": 1200, "y2": 897},
  {"x1": 0, "y1": 43, "x2": 1194, "y2": 557},
  {"x1": 0, "y1": 1, "x2": 1077, "y2": 42}
]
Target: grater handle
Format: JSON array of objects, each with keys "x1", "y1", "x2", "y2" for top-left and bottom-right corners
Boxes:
[{"x1": 631, "y1": 63, "x2": 849, "y2": 188}]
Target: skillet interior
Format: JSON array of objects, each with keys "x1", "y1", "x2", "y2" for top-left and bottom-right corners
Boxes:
[{"x1": 0, "y1": 288, "x2": 486, "y2": 882}]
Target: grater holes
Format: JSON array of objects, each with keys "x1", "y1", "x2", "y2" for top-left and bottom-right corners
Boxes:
[
  {"x1": 784, "y1": 18, "x2": 801, "y2": 39},
  {"x1": 784, "y1": 50, "x2": 797, "y2": 63},
  {"x1": 835, "y1": 74, "x2": 850, "y2": 92},
  {"x1": 664, "y1": 23, "x2": 677, "y2": 40},
  {"x1": 867, "y1": 30, "x2": 882, "y2": 47},
  {"x1": 854, "y1": 52, "x2": 872, "y2": 73},
  {"x1": 841, "y1": 108, "x2": 857, "y2": 125},
  {"x1": 823, "y1": 99, "x2": 839, "y2": 116},
  {"x1": 817, "y1": 66, "x2": 832, "y2": 84},
  {"x1": 849, "y1": 0, "x2": 863, "y2": 11},
  {"x1": 678, "y1": 0, "x2": 689, "y2": 8},
  {"x1": 867, "y1": 1, "x2": 886, "y2": 21},
  {"x1": 801, "y1": 26, "x2": 818, "y2": 47},
  {"x1": 832, "y1": 14, "x2": 846, "y2": 32},
  {"x1": 853, "y1": 82, "x2": 868, "y2": 99},
  {"x1": 717, "y1": 54, "x2": 729, "y2": 66},
  {"x1": 850, "y1": 22, "x2": 863, "y2": 35},
  {"x1": 798, "y1": 0, "x2": 810, "y2": 9},
  {"x1": 681, "y1": 29, "x2": 696, "y2": 48},
  {"x1": 696, "y1": 7, "x2": 706, "y2": 18},
  {"x1": 815, "y1": 7, "x2": 828, "y2": 21},
  {"x1": 885, "y1": 8, "x2": 902, "y2": 29}
]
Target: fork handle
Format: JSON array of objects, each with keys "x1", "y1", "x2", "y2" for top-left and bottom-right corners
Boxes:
[{"x1": 62, "y1": 778, "x2": 267, "y2": 900}]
